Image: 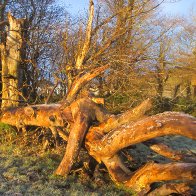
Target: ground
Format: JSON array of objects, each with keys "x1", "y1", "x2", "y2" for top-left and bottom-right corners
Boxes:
[
  {"x1": 0, "y1": 124, "x2": 128, "y2": 196},
  {"x1": 0, "y1": 124, "x2": 195, "y2": 195}
]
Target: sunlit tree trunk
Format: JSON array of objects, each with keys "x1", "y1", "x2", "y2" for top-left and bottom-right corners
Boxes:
[{"x1": 0, "y1": 13, "x2": 24, "y2": 109}]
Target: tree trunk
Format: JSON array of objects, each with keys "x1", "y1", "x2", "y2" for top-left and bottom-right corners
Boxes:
[
  {"x1": 0, "y1": 13, "x2": 24, "y2": 109},
  {"x1": 173, "y1": 83, "x2": 181, "y2": 99}
]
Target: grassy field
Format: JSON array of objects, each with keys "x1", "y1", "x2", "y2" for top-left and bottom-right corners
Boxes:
[
  {"x1": 0, "y1": 146, "x2": 129, "y2": 195},
  {"x1": 0, "y1": 123, "x2": 195, "y2": 195},
  {"x1": 0, "y1": 124, "x2": 129, "y2": 196}
]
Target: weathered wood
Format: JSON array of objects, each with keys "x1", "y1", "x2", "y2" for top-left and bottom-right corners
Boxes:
[
  {"x1": 0, "y1": 104, "x2": 65, "y2": 128},
  {"x1": 0, "y1": 97, "x2": 108, "y2": 174},
  {"x1": 148, "y1": 182, "x2": 193, "y2": 196},
  {"x1": 0, "y1": 97, "x2": 107, "y2": 134},
  {"x1": 93, "y1": 98, "x2": 152, "y2": 134},
  {"x1": 85, "y1": 111, "x2": 196, "y2": 193},
  {"x1": 1, "y1": 13, "x2": 24, "y2": 109},
  {"x1": 1, "y1": 96, "x2": 196, "y2": 194},
  {"x1": 0, "y1": 3, "x2": 196, "y2": 194},
  {"x1": 101, "y1": 156, "x2": 196, "y2": 194},
  {"x1": 125, "y1": 162, "x2": 196, "y2": 194},
  {"x1": 86, "y1": 112, "x2": 196, "y2": 162},
  {"x1": 55, "y1": 112, "x2": 90, "y2": 176},
  {"x1": 61, "y1": 64, "x2": 109, "y2": 105},
  {"x1": 149, "y1": 142, "x2": 196, "y2": 162},
  {"x1": 75, "y1": 0, "x2": 94, "y2": 70},
  {"x1": 55, "y1": 98, "x2": 109, "y2": 176}
]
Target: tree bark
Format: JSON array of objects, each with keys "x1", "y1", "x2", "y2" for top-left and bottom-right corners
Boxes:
[
  {"x1": 86, "y1": 112, "x2": 196, "y2": 162},
  {"x1": 148, "y1": 182, "x2": 193, "y2": 196},
  {"x1": 0, "y1": 13, "x2": 24, "y2": 109},
  {"x1": 55, "y1": 112, "x2": 90, "y2": 176},
  {"x1": 125, "y1": 162, "x2": 196, "y2": 194},
  {"x1": 0, "y1": 96, "x2": 196, "y2": 194},
  {"x1": 85, "y1": 111, "x2": 196, "y2": 193},
  {"x1": 149, "y1": 142, "x2": 196, "y2": 162},
  {"x1": 75, "y1": 0, "x2": 94, "y2": 70}
]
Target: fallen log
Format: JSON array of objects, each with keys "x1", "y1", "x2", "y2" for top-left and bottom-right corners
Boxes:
[
  {"x1": 55, "y1": 99, "x2": 152, "y2": 176},
  {"x1": 85, "y1": 111, "x2": 196, "y2": 194},
  {"x1": 0, "y1": 97, "x2": 109, "y2": 172},
  {"x1": 1, "y1": 98, "x2": 196, "y2": 194}
]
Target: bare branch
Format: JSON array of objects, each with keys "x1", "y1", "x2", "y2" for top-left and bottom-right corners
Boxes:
[
  {"x1": 148, "y1": 182, "x2": 193, "y2": 196},
  {"x1": 75, "y1": 0, "x2": 94, "y2": 70},
  {"x1": 150, "y1": 143, "x2": 196, "y2": 162},
  {"x1": 45, "y1": 81, "x2": 59, "y2": 104},
  {"x1": 62, "y1": 64, "x2": 109, "y2": 105},
  {"x1": 0, "y1": 20, "x2": 8, "y2": 27},
  {"x1": 95, "y1": 98, "x2": 152, "y2": 134}
]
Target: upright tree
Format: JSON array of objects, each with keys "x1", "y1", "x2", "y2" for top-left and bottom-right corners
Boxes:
[
  {"x1": 0, "y1": 13, "x2": 24, "y2": 108},
  {"x1": 6, "y1": 0, "x2": 66, "y2": 102}
]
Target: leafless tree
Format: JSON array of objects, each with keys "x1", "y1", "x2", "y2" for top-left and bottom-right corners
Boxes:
[{"x1": 0, "y1": 1, "x2": 195, "y2": 195}]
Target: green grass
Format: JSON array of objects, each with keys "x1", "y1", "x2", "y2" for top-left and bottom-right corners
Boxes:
[{"x1": 0, "y1": 125, "x2": 128, "y2": 195}]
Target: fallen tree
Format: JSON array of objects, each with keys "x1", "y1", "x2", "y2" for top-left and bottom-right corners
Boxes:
[
  {"x1": 0, "y1": 74, "x2": 196, "y2": 194},
  {"x1": 0, "y1": 1, "x2": 196, "y2": 195}
]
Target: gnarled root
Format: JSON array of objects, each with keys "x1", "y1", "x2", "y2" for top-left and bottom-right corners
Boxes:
[
  {"x1": 86, "y1": 112, "x2": 196, "y2": 162},
  {"x1": 148, "y1": 182, "x2": 194, "y2": 196},
  {"x1": 125, "y1": 162, "x2": 196, "y2": 194},
  {"x1": 85, "y1": 112, "x2": 196, "y2": 194}
]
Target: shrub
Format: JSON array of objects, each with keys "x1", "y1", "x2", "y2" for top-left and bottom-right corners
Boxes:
[
  {"x1": 150, "y1": 96, "x2": 196, "y2": 116},
  {"x1": 172, "y1": 97, "x2": 196, "y2": 117},
  {"x1": 0, "y1": 123, "x2": 17, "y2": 144}
]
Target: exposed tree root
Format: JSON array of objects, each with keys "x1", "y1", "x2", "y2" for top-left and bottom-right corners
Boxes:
[
  {"x1": 148, "y1": 182, "x2": 193, "y2": 196},
  {"x1": 1, "y1": 98, "x2": 196, "y2": 194},
  {"x1": 86, "y1": 112, "x2": 196, "y2": 161},
  {"x1": 85, "y1": 111, "x2": 196, "y2": 193},
  {"x1": 125, "y1": 162, "x2": 196, "y2": 194}
]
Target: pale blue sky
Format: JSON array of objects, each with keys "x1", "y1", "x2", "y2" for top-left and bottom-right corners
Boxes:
[
  {"x1": 58, "y1": 0, "x2": 196, "y2": 16},
  {"x1": 163, "y1": 0, "x2": 196, "y2": 16}
]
